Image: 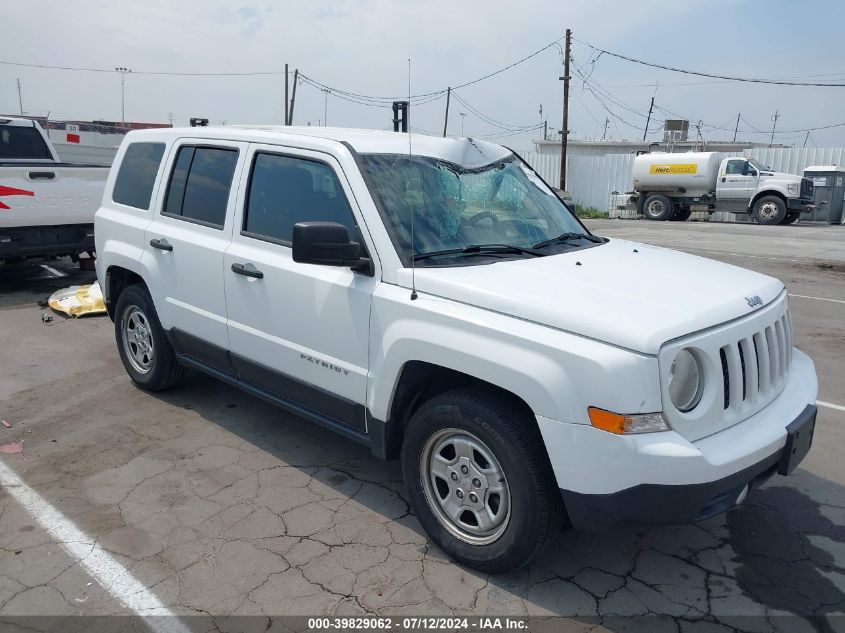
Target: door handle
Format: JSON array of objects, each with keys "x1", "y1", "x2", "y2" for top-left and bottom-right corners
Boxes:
[
  {"x1": 149, "y1": 238, "x2": 173, "y2": 252},
  {"x1": 231, "y1": 262, "x2": 263, "y2": 279},
  {"x1": 721, "y1": 177, "x2": 726, "y2": 182},
  {"x1": 29, "y1": 171, "x2": 55, "y2": 180}
]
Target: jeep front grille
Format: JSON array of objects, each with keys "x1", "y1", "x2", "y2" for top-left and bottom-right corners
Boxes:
[
  {"x1": 658, "y1": 291, "x2": 792, "y2": 441},
  {"x1": 718, "y1": 313, "x2": 791, "y2": 412}
]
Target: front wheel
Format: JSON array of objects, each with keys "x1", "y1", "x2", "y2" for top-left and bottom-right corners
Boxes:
[
  {"x1": 401, "y1": 387, "x2": 564, "y2": 573},
  {"x1": 752, "y1": 196, "x2": 787, "y2": 225}
]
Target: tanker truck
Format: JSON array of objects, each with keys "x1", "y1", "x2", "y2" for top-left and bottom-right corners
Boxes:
[{"x1": 631, "y1": 152, "x2": 814, "y2": 225}]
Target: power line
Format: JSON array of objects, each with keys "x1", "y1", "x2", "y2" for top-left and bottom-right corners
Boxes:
[
  {"x1": 1, "y1": 34, "x2": 564, "y2": 103},
  {"x1": 451, "y1": 92, "x2": 540, "y2": 132},
  {"x1": 572, "y1": 37, "x2": 845, "y2": 87},
  {"x1": 297, "y1": 36, "x2": 564, "y2": 103},
  {"x1": 0, "y1": 59, "x2": 282, "y2": 76}
]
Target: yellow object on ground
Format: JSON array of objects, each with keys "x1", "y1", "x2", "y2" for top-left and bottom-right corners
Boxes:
[{"x1": 47, "y1": 282, "x2": 106, "y2": 317}]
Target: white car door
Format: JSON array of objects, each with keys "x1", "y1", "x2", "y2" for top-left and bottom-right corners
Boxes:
[
  {"x1": 224, "y1": 144, "x2": 377, "y2": 432},
  {"x1": 141, "y1": 140, "x2": 247, "y2": 372},
  {"x1": 718, "y1": 158, "x2": 758, "y2": 200}
]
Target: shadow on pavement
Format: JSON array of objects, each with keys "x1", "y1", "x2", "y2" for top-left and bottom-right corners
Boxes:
[{"x1": 153, "y1": 371, "x2": 845, "y2": 626}]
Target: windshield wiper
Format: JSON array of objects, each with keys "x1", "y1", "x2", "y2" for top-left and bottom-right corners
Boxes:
[
  {"x1": 413, "y1": 243, "x2": 544, "y2": 262},
  {"x1": 532, "y1": 232, "x2": 606, "y2": 250}
]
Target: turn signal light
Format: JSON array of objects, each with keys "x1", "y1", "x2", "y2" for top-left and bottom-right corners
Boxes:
[{"x1": 588, "y1": 407, "x2": 670, "y2": 435}]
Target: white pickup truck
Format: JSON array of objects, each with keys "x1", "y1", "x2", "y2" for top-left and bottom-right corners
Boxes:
[
  {"x1": 0, "y1": 117, "x2": 108, "y2": 263},
  {"x1": 95, "y1": 126, "x2": 817, "y2": 572}
]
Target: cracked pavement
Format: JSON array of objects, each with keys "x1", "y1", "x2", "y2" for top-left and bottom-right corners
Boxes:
[{"x1": 0, "y1": 222, "x2": 843, "y2": 631}]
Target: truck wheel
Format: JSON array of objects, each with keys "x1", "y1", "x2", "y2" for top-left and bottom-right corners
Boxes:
[
  {"x1": 114, "y1": 284, "x2": 185, "y2": 392},
  {"x1": 781, "y1": 212, "x2": 800, "y2": 225},
  {"x1": 401, "y1": 387, "x2": 564, "y2": 573},
  {"x1": 671, "y1": 208, "x2": 692, "y2": 222},
  {"x1": 643, "y1": 194, "x2": 674, "y2": 221},
  {"x1": 752, "y1": 196, "x2": 787, "y2": 225}
]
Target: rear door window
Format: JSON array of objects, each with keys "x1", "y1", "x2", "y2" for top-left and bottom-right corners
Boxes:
[
  {"x1": 112, "y1": 142, "x2": 166, "y2": 210},
  {"x1": 0, "y1": 125, "x2": 52, "y2": 160},
  {"x1": 163, "y1": 146, "x2": 238, "y2": 228},
  {"x1": 243, "y1": 152, "x2": 357, "y2": 244}
]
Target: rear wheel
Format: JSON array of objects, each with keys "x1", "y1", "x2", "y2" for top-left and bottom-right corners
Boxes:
[
  {"x1": 752, "y1": 196, "x2": 787, "y2": 225},
  {"x1": 643, "y1": 194, "x2": 674, "y2": 221},
  {"x1": 401, "y1": 387, "x2": 564, "y2": 573},
  {"x1": 114, "y1": 284, "x2": 185, "y2": 391},
  {"x1": 781, "y1": 212, "x2": 800, "y2": 225}
]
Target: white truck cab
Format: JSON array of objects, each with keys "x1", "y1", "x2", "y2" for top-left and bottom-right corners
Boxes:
[
  {"x1": 95, "y1": 126, "x2": 818, "y2": 572},
  {"x1": 1, "y1": 117, "x2": 108, "y2": 262},
  {"x1": 633, "y1": 152, "x2": 814, "y2": 224}
]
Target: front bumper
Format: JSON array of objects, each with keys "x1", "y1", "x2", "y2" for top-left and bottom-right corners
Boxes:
[
  {"x1": 536, "y1": 349, "x2": 818, "y2": 529},
  {"x1": 787, "y1": 197, "x2": 814, "y2": 212},
  {"x1": 561, "y1": 404, "x2": 816, "y2": 528}
]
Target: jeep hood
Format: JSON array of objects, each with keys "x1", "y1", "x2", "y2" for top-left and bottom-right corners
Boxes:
[{"x1": 403, "y1": 239, "x2": 784, "y2": 354}]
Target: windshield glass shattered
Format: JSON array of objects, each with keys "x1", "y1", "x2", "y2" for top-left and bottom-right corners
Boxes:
[{"x1": 358, "y1": 153, "x2": 590, "y2": 265}]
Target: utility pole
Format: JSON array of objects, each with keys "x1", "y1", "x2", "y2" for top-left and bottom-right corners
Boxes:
[
  {"x1": 115, "y1": 67, "x2": 132, "y2": 126},
  {"x1": 770, "y1": 110, "x2": 780, "y2": 147},
  {"x1": 803, "y1": 131, "x2": 810, "y2": 148},
  {"x1": 288, "y1": 69, "x2": 298, "y2": 125},
  {"x1": 459, "y1": 112, "x2": 466, "y2": 137},
  {"x1": 733, "y1": 113, "x2": 740, "y2": 142},
  {"x1": 322, "y1": 88, "x2": 329, "y2": 126},
  {"x1": 642, "y1": 96, "x2": 655, "y2": 142},
  {"x1": 16, "y1": 78, "x2": 23, "y2": 115},
  {"x1": 544, "y1": 120, "x2": 548, "y2": 141},
  {"x1": 538, "y1": 104, "x2": 543, "y2": 139},
  {"x1": 601, "y1": 117, "x2": 609, "y2": 141},
  {"x1": 168, "y1": 112, "x2": 173, "y2": 126},
  {"x1": 284, "y1": 63, "x2": 289, "y2": 126},
  {"x1": 442, "y1": 87, "x2": 451, "y2": 137},
  {"x1": 559, "y1": 28, "x2": 571, "y2": 192}
]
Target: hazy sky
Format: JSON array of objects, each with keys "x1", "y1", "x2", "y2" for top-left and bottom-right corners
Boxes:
[{"x1": 3, "y1": 0, "x2": 845, "y2": 153}]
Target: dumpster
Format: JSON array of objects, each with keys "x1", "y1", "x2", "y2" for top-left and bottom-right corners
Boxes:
[{"x1": 803, "y1": 166, "x2": 845, "y2": 224}]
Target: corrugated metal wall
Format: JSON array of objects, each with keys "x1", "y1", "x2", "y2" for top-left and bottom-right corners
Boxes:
[{"x1": 521, "y1": 147, "x2": 845, "y2": 212}]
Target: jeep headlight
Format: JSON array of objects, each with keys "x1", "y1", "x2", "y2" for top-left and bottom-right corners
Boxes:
[
  {"x1": 787, "y1": 183, "x2": 799, "y2": 195},
  {"x1": 668, "y1": 348, "x2": 704, "y2": 412}
]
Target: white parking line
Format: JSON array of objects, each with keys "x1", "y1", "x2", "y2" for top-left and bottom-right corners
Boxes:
[
  {"x1": 40, "y1": 264, "x2": 67, "y2": 278},
  {"x1": 789, "y1": 293, "x2": 845, "y2": 305},
  {"x1": 0, "y1": 460, "x2": 189, "y2": 633},
  {"x1": 680, "y1": 247, "x2": 803, "y2": 263},
  {"x1": 818, "y1": 400, "x2": 845, "y2": 413}
]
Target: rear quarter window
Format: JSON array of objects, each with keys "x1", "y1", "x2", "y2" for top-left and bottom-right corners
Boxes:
[
  {"x1": 0, "y1": 125, "x2": 53, "y2": 160},
  {"x1": 112, "y1": 142, "x2": 166, "y2": 210}
]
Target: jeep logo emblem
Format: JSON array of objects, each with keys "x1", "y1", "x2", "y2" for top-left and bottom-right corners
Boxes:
[{"x1": 746, "y1": 295, "x2": 763, "y2": 308}]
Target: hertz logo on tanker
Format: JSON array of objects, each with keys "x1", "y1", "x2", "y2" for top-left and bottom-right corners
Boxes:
[{"x1": 649, "y1": 164, "x2": 698, "y2": 175}]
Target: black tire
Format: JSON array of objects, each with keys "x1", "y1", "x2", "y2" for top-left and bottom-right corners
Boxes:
[
  {"x1": 401, "y1": 387, "x2": 564, "y2": 573},
  {"x1": 781, "y1": 212, "x2": 800, "y2": 225},
  {"x1": 752, "y1": 196, "x2": 787, "y2": 225},
  {"x1": 671, "y1": 208, "x2": 692, "y2": 222},
  {"x1": 642, "y1": 194, "x2": 674, "y2": 221},
  {"x1": 114, "y1": 284, "x2": 185, "y2": 392}
]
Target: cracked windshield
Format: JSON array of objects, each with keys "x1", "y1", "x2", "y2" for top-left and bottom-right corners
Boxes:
[{"x1": 359, "y1": 153, "x2": 588, "y2": 263}]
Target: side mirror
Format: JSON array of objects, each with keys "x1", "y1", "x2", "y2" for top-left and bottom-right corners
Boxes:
[{"x1": 292, "y1": 221, "x2": 366, "y2": 269}]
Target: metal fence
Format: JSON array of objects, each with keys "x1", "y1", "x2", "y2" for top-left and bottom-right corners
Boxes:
[{"x1": 521, "y1": 147, "x2": 845, "y2": 212}]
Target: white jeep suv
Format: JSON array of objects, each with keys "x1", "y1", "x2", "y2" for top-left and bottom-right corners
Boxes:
[{"x1": 95, "y1": 126, "x2": 817, "y2": 572}]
